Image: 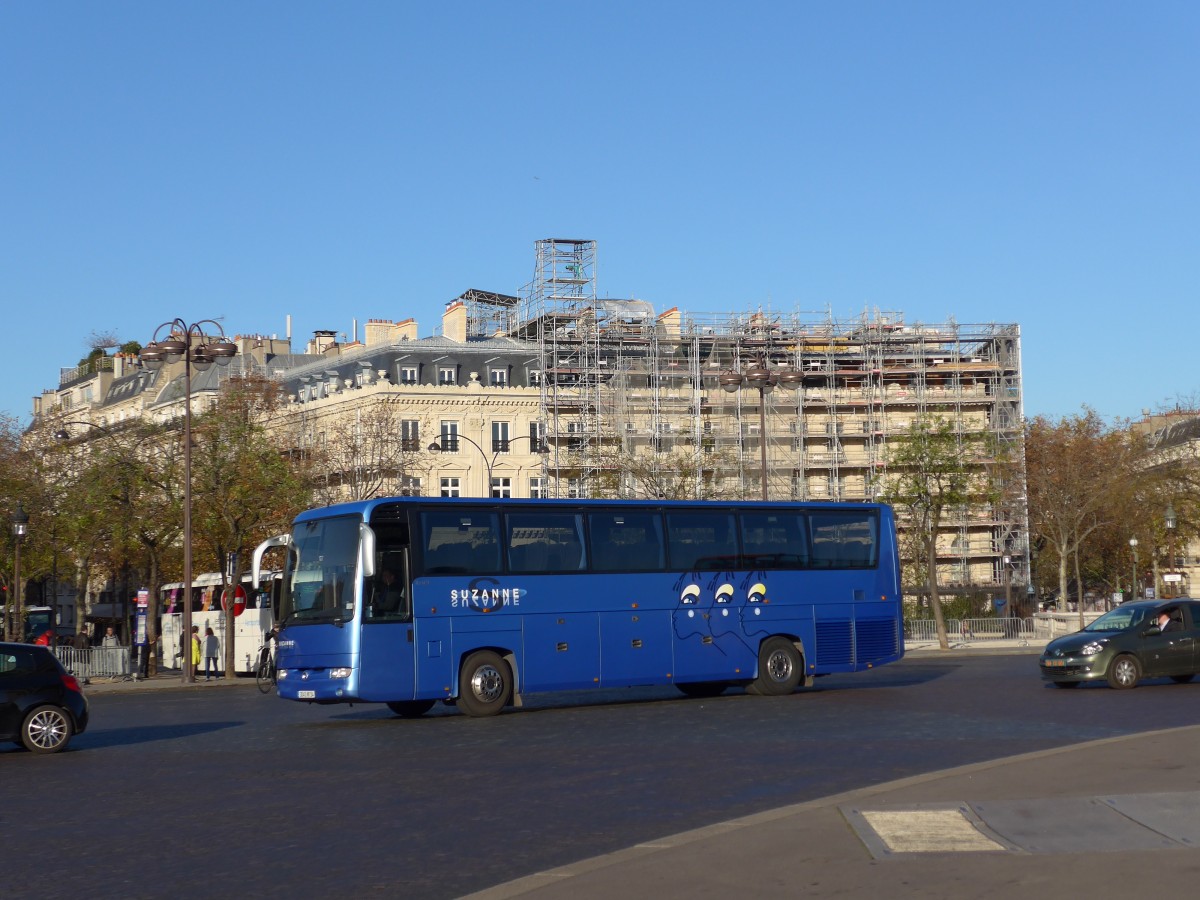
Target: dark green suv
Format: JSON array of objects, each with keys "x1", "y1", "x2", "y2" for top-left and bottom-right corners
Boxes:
[{"x1": 1039, "y1": 599, "x2": 1199, "y2": 689}]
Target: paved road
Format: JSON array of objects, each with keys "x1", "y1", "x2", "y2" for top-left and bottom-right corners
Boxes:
[{"x1": 4, "y1": 652, "x2": 1198, "y2": 899}]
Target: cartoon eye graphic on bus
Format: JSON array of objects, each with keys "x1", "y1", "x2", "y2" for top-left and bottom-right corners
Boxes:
[
  {"x1": 714, "y1": 583, "x2": 735, "y2": 605},
  {"x1": 747, "y1": 583, "x2": 768, "y2": 604},
  {"x1": 679, "y1": 584, "x2": 701, "y2": 606}
]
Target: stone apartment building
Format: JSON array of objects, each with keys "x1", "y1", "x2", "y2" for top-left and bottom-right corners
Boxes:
[{"x1": 30, "y1": 239, "x2": 1030, "y2": 625}]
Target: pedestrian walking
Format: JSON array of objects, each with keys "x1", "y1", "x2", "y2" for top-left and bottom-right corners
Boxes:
[
  {"x1": 190, "y1": 625, "x2": 201, "y2": 673},
  {"x1": 203, "y1": 626, "x2": 220, "y2": 680}
]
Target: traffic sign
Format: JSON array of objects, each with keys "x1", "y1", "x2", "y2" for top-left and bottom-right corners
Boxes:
[{"x1": 221, "y1": 584, "x2": 247, "y2": 616}]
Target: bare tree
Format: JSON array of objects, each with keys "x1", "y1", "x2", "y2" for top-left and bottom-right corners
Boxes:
[
  {"x1": 311, "y1": 401, "x2": 430, "y2": 503},
  {"x1": 590, "y1": 440, "x2": 741, "y2": 500}
]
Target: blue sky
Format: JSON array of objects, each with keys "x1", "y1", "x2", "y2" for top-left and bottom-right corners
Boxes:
[{"x1": 3, "y1": 2, "x2": 1196, "y2": 424}]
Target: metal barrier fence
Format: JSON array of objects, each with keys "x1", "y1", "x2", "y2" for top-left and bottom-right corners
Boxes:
[
  {"x1": 905, "y1": 617, "x2": 1037, "y2": 643},
  {"x1": 905, "y1": 613, "x2": 1104, "y2": 644},
  {"x1": 53, "y1": 646, "x2": 134, "y2": 681}
]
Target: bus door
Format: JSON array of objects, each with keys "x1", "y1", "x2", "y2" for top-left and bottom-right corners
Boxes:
[{"x1": 357, "y1": 546, "x2": 417, "y2": 702}]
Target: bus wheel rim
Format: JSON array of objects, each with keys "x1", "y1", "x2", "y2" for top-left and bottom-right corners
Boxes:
[
  {"x1": 471, "y1": 665, "x2": 504, "y2": 702},
  {"x1": 768, "y1": 650, "x2": 793, "y2": 682}
]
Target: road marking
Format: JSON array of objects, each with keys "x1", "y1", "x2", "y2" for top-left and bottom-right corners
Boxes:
[{"x1": 858, "y1": 808, "x2": 1007, "y2": 853}]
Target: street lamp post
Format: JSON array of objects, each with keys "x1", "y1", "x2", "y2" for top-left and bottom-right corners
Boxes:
[
  {"x1": 1165, "y1": 501, "x2": 1177, "y2": 600},
  {"x1": 719, "y1": 356, "x2": 801, "y2": 501},
  {"x1": 1129, "y1": 537, "x2": 1139, "y2": 601},
  {"x1": 1002, "y1": 554, "x2": 1012, "y2": 615},
  {"x1": 427, "y1": 432, "x2": 548, "y2": 498},
  {"x1": 140, "y1": 320, "x2": 237, "y2": 683},
  {"x1": 9, "y1": 504, "x2": 29, "y2": 642}
]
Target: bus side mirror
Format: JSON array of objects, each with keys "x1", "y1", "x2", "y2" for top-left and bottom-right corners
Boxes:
[
  {"x1": 253, "y1": 533, "x2": 291, "y2": 587},
  {"x1": 360, "y1": 524, "x2": 376, "y2": 578}
]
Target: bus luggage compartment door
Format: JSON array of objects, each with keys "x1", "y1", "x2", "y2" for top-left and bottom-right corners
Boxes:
[
  {"x1": 521, "y1": 613, "x2": 600, "y2": 692},
  {"x1": 599, "y1": 610, "x2": 672, "y2": 687}
]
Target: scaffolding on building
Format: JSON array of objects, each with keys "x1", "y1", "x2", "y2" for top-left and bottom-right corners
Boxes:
[{"x1": 458, "y1": 240, "x2": 1028, "y2": 602}]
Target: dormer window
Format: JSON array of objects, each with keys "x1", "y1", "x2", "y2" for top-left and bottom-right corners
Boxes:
[{"x1": 438, "y1": 366, "x2": 456, "y2": 386}]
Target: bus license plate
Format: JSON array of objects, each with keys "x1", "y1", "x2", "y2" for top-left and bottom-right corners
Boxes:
[{"x1": 298, "y1": 690, "x2": 316, "y2": 699}]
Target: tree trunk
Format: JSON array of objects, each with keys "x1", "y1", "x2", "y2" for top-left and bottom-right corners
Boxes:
[
  {"x1": 1073, "y1": 547, "x2": 1085, "y2": 631},
  {"x1": 927, "y1": 535, "x2": 949, "y2": 650},
  {"x1": 1058, "y1": 552, "x2": 1069, "y2": 613}
]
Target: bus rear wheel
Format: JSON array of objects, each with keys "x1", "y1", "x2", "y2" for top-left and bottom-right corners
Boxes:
[
  {"x1": 387, "y1": 700, "x2": 436, "y2": 718},
  {"x1": 746, "y1": 638, "x2": 803, "y2": 696},
  {"x1": 458, "y1": 651, "x2": 512, "y2": 717}
]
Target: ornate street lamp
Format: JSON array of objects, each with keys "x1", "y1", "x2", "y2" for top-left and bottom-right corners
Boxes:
[
  {"x1": 11, "y1": 504, "x2": 29, "y2": 643},
  {"x1": 141, "y1": 319, "x2": 237, "y2": 683},
  {"x1": 719, "y1": 356, "x2": 800, "y2": 500}
]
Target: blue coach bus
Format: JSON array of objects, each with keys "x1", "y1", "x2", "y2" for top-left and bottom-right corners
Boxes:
[{"x1": 251, "y1": 497, "x2": 903, "y2": 717}]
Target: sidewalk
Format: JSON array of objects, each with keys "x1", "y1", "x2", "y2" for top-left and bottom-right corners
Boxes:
[
  {"x1": 467, "y1": 723, "x2": 1200, "y2": 898},
  {"x1": 905, "y1": 635, "x2": 1049, "y2": 654},
  {"x1": 79, "y1": 669, "x2": 252, "y2": 693}
]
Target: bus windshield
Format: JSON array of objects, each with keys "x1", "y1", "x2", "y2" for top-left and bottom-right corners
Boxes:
[{"x1": 279, "y1": 515, "x2": 361, "y2": 625}]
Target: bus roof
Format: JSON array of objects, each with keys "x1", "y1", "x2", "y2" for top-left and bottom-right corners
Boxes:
[{"x1": 293, "y1": 496, "x2": 892, "y2": 525}]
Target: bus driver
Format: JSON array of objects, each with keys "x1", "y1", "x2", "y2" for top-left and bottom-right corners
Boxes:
[{"x1": 372, "y1": 568, "x2": 406, "y2": 617}]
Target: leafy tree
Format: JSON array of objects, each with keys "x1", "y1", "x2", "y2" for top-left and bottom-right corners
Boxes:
[
  {"x1": 1025, "y1": 409, "x2": 1147, "y2": 623},
  {"x1": 188, "y1": 375, "x2": 313, "y2": 676},
  {"x1": 29, "y1": 418, "x2": 184, "y2": 663},
  {"x1": 0, "y1": 414, "x2": 35, "y2": 639},
  {"x1": 878, "y1": 417, "x2": 1002, "y2": 650}
]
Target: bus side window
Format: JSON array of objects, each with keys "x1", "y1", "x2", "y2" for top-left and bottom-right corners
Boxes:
[
  {"x1": 589, "y1": 511, "x2": 665, "y2": 571},
  {"x1": 507, "y1": 512, "x2": 586, "y2": 573},
  {"x1": 666, "y1": 511, "x2": 738, "y2": 571},
  {"x1": 739, "y1": 512, "x2": 808, "y2": 570},
  {"x1": 807, "y1": 511, "x2": 879, "y2": 569}
]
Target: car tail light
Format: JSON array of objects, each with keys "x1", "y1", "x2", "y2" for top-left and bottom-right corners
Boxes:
[{"x1": 62, "y1": 673, "x2": 83, "y2": 694}]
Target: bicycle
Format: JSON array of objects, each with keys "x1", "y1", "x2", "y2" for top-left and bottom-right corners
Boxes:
[{"x1": 255, "y1": 635, "x2": 277, "y2": 694}]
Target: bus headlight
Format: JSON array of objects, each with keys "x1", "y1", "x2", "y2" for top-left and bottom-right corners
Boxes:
[
  {"x1": 330, "y1": 668, "x2": 352, "y2": 679},
  {"x1": 277, "y1": 669, "x2": 288, "y2": 680}
]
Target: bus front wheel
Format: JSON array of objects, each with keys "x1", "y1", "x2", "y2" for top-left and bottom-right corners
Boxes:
[
  {"x1": 746, "y1": 638, "x2": 803, "y2": 696},
  {"x1": 458, "y1": 651, "x2": 513, "y2": 717}
]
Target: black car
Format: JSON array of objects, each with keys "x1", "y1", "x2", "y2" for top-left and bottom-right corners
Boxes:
[
  {"x1": 0, "y1": 642, "x2": 89, "y2": 753},
  {"x1": 1039, "y1": 599, "x2": 1200, "y2": 689}
]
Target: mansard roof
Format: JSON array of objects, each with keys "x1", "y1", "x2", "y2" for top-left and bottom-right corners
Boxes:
[{"x1": 1154, "y1": 416, "x2": 1200, "y2": 450}]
